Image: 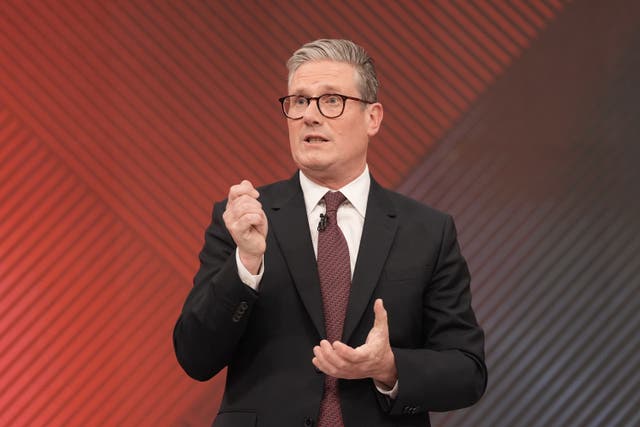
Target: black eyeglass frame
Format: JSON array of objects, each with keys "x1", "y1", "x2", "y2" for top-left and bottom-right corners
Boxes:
[{"x1": 278, "y1": 93, "x2": 374, "y2": 119}]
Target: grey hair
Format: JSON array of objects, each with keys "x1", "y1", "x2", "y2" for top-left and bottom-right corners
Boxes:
[{"x1": 287, "y1": 39, "x2": 379, "y2": 102}]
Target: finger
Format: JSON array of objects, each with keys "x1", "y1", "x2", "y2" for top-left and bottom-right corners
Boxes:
[
  {"x1": 228, "y1": 180, "x2": 259, "y2": 203},
  {"x1": 313, "y1": 343, "x2": 334, "y2": 374},
  {"x1": 227, "y1": 194, "x2": 263, "y2": 214},
  {"x1": 312, "y1": 346, "x2": 323, "y2": 369},
  {"x1": 313, "y1": 345, "x2": 322, "y2": 358},
  {"x1": 315, "y1": 340, "x2": 338, "y2": 365},
  {"x1": 234, "y1": 180, "x2": 258, "y2": 197},
  {"x1": 320, "y1": 340, "x2": 352, "y2": 373},
  {"x1": 312, "y1": 356, "x2": 322, "y2": 371},
  {"x1": 240, "y1": 214, "x2": 266, "y2": 232},
  {"x1": 232, "y1": 211, "x2": 268, "y2": 238},
  {"x1": 320, "y1": 339, "x2": 335, "y2": 354},
  {"x1": 321, "y1": 343, "x2": 368, "y2": 380},
  {"x1": 332, "y1": 341, "x2": 365, "y2": 363},
  {"x1": 226, "y1": 198, "x2": 266, "y2": 229},
  {"x1": 225, "y1": 199, "x2": 265, "y2": 225},
  {"x1": 232, "y1": 193, "x2": 262, "y2": 206},
  {"x1": 313, "y1": 340, "x2": 332, "y2": 359},
  {"x1": 254, "y1": 211, "x2": 268, "y2": 236},
  {"x1": 231, "y1": 199, "x2": 264, "y2": 218},
  {"x1": 373, "y1": 298, "x2": 389, "y2": 331}
]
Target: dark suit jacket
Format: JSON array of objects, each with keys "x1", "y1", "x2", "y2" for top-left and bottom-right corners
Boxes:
[{"x1": 174, "y1": 173, "x2": 487, "y2": 427}]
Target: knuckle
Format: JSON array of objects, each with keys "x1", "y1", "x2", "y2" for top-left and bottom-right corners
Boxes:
[
  {"x1": 228, "y1": 223, "x2": 240, "y2": 235},
  {"x1": 228, "y1": 185, "x2": 240, "y2": 198},
  {"x1": 224, "y1": 217, "x2": 235, "y2": 230}
]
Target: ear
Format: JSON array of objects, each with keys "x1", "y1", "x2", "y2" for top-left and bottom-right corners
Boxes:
[{"x1": 366, "y1": 102, "x2": 384, "y2": 137}]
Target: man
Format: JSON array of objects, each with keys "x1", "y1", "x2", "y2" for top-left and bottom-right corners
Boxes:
[{"x1": 174, "y1": 39, "x2": 487, "y2": 427}]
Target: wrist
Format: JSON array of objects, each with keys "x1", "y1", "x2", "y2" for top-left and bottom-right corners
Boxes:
[
  {"x1": 374, "y1": 349, "x2": 398, "y2": 388},
  {"x1": 239, "y1": 251, "x2": 262, "y2": 275}
]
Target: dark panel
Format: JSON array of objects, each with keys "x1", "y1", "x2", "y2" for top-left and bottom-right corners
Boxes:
[{"x1": 400, "y1": 1, "x2": 640, "y2": 426}]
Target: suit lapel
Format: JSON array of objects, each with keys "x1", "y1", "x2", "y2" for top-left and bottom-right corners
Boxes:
[
  {"x1": 266, "y1": 174, "x2": 398, "y2": 343},
  {"x1": 343, "y1": 179, "x2": 398, "y2": 344},
  {"x1": 267, "y1": 174, "x2": 326, "y2": 339}
]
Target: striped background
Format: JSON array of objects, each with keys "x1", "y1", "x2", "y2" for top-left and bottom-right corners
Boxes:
[{"x1": 1, "y1": 1, "x2": 638, "y2": 426}]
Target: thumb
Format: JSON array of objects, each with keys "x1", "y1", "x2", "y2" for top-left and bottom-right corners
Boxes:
[
  {"x1": 254, "y1": 211, "x2": 268, "y2": 237},
  {"x1": 373, "y1": 298, "x2": 388, "y2": 330}
]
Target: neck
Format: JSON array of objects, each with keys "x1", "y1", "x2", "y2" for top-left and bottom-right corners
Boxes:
[
  {"x1": 300, "y1": 164, "x2": 367, "y2": 190},
  {"x1": 302, "y1": 170, "x2": 363, "y2": 190}
]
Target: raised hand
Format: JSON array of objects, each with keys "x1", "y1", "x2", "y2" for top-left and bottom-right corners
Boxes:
[
  {"x1": 222, "y1": 180, "x2": 268, "y2": 274},
  {"x1": 312, "y1": 299, "x2": 398, "y2": 389}
]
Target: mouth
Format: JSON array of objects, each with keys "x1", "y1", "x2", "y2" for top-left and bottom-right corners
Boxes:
[{"x1": 304, "y1": 135, "x2": 329, "y2": 144}]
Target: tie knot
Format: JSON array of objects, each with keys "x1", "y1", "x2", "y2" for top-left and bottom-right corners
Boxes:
[{"x1": 323, "y1": 191, "x2": 347, "y2": 213}]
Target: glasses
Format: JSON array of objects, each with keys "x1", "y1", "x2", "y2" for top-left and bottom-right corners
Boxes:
[{"x1": 278, "y1": 93, "x2": 373, "y2": 119}]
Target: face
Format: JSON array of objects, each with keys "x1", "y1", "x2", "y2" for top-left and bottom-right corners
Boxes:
[{"x1": 287, "y1": 60, "x2": 383, "y2": 189}]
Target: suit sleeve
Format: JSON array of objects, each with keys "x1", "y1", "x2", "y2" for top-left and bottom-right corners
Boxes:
[
  {"x1": 382, "y1": 215, "x2": 487, "y2": 415},
  {"x1": 173, "y1": 201, "x2": 259, "y2": 381}
]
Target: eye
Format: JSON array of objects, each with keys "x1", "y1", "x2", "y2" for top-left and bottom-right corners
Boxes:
[
  {"x1": 322, "y1": 95, "x2": 341, "y2": 105},
  {"x1": 292, "y1": 96, "x2": 308, "y2": 106}
]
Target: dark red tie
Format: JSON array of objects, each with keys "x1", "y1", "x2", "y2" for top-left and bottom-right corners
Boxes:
[{"x1": 317, "y1": 191, "x2": 350, "y2": 427}]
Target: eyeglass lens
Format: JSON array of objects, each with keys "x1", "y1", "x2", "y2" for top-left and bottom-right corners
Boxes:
[{"x1": 283, "y1": 95, "x2": 345, "y2": 119}]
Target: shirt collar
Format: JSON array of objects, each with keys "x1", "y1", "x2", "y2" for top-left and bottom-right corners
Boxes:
[{"x1": 299, "y1": 166, "x2": 370, "y2": 218}]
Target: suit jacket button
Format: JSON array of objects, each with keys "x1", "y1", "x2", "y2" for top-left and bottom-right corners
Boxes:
[
  {"x1": 235, "y1": 302, "x2": 248, "y2": 315},
  {"x1": 303, "y1": 417, "x2": 314, "y2": 426}
]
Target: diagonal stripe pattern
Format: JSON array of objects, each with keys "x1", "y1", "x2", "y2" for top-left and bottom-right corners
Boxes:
[{"x1": 0, "y1": 1, "x2": 567, "y2": 425}]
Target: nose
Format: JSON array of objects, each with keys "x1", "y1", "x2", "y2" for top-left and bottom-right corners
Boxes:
[{"x1": 302, "y1": 98, "x2": 323, "y2": 124}]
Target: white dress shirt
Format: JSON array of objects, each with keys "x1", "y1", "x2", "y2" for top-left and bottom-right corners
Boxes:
[
  {"x1": 299, "y1": 166, "x2": 369, "y2": 277},
  {"x1": 235, "y1": 166, "x2": 369, "y2": 286},
  {"x1": 234, "y1": 165, "x2": 398, "y2": 398}
]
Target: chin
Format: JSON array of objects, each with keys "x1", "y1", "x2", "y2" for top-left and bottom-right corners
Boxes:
[
  {"x1": 299, "y1": 164, "x2": 330, "y2": 176},
  {"x1": 294, "y1": 154, "x2": 331, "y2": 170}
]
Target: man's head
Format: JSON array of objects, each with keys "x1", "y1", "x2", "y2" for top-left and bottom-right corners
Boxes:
[
  {"x1": 284, "y1": 39, "x2": 383, "y2": 189},
  {"x1": 287, "y1": 39, "x2": 380, "y2": 103}
]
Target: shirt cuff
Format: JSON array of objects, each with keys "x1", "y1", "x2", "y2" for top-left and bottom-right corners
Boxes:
[
  {"x1": 375, "y1": 379, "x2": 399, "y2": 400},
  {"x1": 235, "y1": 249, "x2": 264, "y2": 291}
]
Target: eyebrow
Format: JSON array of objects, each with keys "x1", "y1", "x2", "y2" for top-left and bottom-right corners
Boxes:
[{"x1": 290, "y1": 85, "x2": 342, "y2": 95}]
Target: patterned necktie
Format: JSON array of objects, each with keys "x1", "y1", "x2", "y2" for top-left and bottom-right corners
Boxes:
[{"x1": 317, "y1": 191, "x2": 350, "y2": 427}]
